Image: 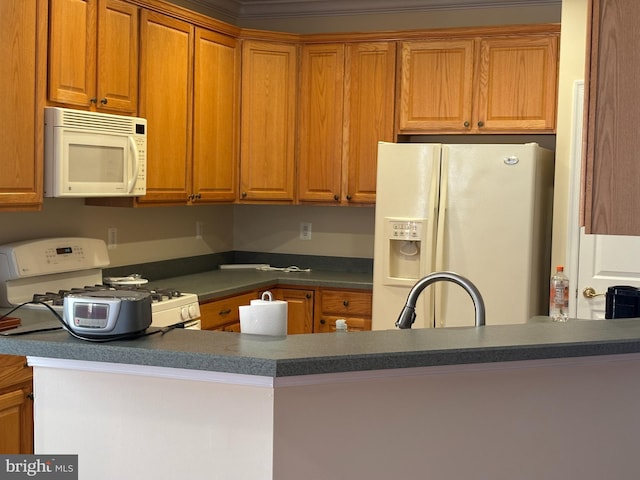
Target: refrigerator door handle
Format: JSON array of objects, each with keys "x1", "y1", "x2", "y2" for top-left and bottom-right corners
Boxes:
[{"x1": 434, "y1": 153, "x2": 449, "y2": 327}]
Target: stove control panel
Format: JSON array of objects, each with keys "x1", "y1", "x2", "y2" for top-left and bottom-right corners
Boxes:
[{"x1": 0, "y1": 237, "x2": 110, "y2": 280}]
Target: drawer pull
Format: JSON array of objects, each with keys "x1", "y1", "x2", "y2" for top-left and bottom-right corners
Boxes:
[
  {"x1": 219, "y1": 309, "x2": 231, "y2": 316},
  {"x1": 343, "y1": 300, "x2": 349, "y2": 307}
]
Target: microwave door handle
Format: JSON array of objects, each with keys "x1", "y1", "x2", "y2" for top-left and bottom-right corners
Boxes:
[{"x1": 127, "y1": 136, "x2": 139, "y2": 194}]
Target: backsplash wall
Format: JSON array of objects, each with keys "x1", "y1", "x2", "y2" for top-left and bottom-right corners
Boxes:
[
  {"x1": 0, "y1": 200, "x2": 375, "y2": 267},
  {"x1": 0, "y1": 199, "x2": 234, "y2": 267}
]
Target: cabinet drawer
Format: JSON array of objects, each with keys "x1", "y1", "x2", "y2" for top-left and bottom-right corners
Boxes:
[
  {"x1": 199, "y1": 292, "x2": 258, "y2": 330},
  {"x1": 321, "y1": 290, "x2": 372, "y2": 316}
]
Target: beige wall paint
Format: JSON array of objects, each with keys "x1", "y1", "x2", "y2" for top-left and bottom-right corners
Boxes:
[
  {"x1": 233, "y1": 204, "x2": 375, "y2": 258},
  {"x1": 550, "y1": 0, "x2": 588, "y2": 269},
  {"x1": 0, "y1": 200, "x2": 234, "y2": 266}
]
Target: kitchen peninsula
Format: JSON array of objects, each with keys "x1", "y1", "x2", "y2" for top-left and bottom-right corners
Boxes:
[{"x1": 2, "y1": 312, "x2": 640, "y2": 479}]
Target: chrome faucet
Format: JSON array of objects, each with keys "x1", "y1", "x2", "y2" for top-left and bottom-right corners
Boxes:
[{"x1": 396, "y1": 271, "x2": 486, "y2": 328}]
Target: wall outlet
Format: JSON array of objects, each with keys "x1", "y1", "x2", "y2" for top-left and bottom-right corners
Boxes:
[
  {"x1": 107, "y1": 227, "x2": 117, "y2": 250},
  {"x1": 299, "y1": 222, "x2": 312, "y2": 240}
]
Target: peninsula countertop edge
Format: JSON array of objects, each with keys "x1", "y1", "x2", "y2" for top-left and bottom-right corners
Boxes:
[{"x1": 2, "y1": 317, "x2": 640, "y2": 377}]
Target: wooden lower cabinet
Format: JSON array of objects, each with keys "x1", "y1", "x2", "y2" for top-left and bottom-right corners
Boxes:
[
  {"x1": 315, "y1": 288, "x2": 373, "y2": 332},
  {"x1": 199, "y1": 286, "x2": 372, "y2": 334},
  {"x1": 199, "y1": 291, "x2": 258, "y2": 331},
  {"x1": 0, "y1": 355, "x2": 34, "y2": 454},
  {"x1": 269, "y1": 288, "x2": 314, "y2": 334}
]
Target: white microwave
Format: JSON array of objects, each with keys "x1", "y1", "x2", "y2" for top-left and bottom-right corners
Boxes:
[{"x1": 44, "y1": 107, "x2": 147, "y2": 198}]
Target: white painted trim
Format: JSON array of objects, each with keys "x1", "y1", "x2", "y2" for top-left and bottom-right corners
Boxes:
[
  {"x1": 566, "y1": 80, "x2": 584, "y2": 318},
  {"x1": 28, "y1": 351, "x2": 640, "y2": 388}
]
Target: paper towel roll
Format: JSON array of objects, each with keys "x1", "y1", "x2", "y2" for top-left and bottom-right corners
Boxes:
[{"x1": 239, "y1": 301, "x2": 288, "y2": 336}]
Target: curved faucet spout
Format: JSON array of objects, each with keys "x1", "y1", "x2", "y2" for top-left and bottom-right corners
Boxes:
[{"x1": 396, "y1": 271, "x2": 486, "y2": 329}]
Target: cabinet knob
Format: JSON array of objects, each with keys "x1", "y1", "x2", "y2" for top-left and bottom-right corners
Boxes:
[
  {"x1": 320, "y1": 319, "x2": 326, "y2": 325},
  {"x1": 306, "y1": 293, "x2": 312, "y2": 299},
  {"x1": 346, "y1": 194, "x2": 352, "y2": 201},
  {"x1": 333, "y1": 194, "x2": 340, "y2": 201},
  {"x1": 241, "y1": 192, "x2": 247, "y2": 198},
  {"x1": 89, "y1": 97, "x2": 97, "y2": 104},
  {"x1": 343, "y1": 300, "x2": 349, "y2": 307},
  {"x1": 100, "y1": 98, "x2": 108, "y2": 105},
  {"x1": 477, "y1": 121, "x2": 485, "y2": 127},
  {"x1": 27, "y1": 392, "x2": 34, "y2": 401},
  {"x1": 463, "y1": 121, "x2": 470, "y2": 128}
]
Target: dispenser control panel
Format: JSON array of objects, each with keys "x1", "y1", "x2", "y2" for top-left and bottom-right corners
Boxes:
[{"x1": 389, "y1": 220, "x2": 424, "y2": 240}]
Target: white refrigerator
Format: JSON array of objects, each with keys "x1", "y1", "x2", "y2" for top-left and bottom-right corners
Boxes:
[{"x1": 372, "y1": 142, "x2": 554, "y2": 329}]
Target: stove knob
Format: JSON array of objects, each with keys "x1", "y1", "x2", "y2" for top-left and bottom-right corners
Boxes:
[{"x1": 188, "y1": 304, "x2": 200, "y2": 318}]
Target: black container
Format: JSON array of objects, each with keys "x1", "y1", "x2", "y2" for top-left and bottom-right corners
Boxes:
[{"x1": 605, "y1": 286, "x2": 640, "y2": 319}]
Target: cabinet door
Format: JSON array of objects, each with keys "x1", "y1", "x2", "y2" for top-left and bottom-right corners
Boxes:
[
  {"x1": 0, "y1": 355, "x2": 33, "y2": 454},
  {"x1": 240, "y1": 40, "x2": 297, "y2": 202},
  {"x1": 96, "y1": 0, "x2": 138, "y2": 113},
  {"x1": 48, "y1": 0, "x2": 97, "y2": 107},
  {"x1": 138, "y1": 10, "x2": 193, "y2": 205},
  {"x1": 475, "y1": 35, "x2": 558, "y2": 132},
  {"x1": 298, "y1": 44, "x2": 345, "y2": 203},
  {"x1": 316, "y1": 289, "x2": 372, "y2": 332},
  {"x1": 583, "y1": 0, "x2": 640, "y2": 235},
  {"x1": 398, "y1": 39, "x2": 475, "y2": 133},
  {"x1": 344, "y1": 42, "x2": 396, "y2": 204},
  {"x1": 270, "y1": 288, "x2": 314, "y2": 334},
  {"x1": 193, "y1": 28, "x2": 239, "y2": 202},
  {"x1": 0, "y1": 0, "x2": 45, "y2": 210}
]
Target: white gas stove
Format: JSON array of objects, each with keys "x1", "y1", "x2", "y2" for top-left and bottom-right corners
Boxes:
[{"x1": 0, "y1": 237, "x2": 201, "y2": 329}]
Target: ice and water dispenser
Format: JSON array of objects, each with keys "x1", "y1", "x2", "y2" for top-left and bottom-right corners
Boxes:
[{"x1": 382, "y1": 218, "x2": 428, "y2": 285}]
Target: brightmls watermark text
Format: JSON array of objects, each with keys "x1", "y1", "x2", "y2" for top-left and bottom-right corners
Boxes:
[{"x1": 0, "y1": 456, "x2": 77, "y2": 479}]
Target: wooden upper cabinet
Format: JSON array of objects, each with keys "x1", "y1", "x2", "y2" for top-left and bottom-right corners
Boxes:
[
  {"x1": 240, "y1": 40, "x2": 298, "y2": 202},
  {"x1": 398, "y1": 39, "x2": 475, "y2": 133},
  {"x1": 583, "y1": 0, "x2": 640, "y2": 235},
  {"x1": 298, "y1": 41, "x2": 395, "y2": 205},
  {"x1": 192, "y1": 28, "x2": 240, "y2": 203},
  {"x1": 475, "y1": 35, "x2": 558, "y2": 132},
  {"x1": 48, "y1": 0, "x2": 138, "y2": 114},
  {"x1": 0, "y1": 0, "x2": 46, "y2": 210},
  {"x1": 298, "y1": 43, "x2": 345, "y2": 203},
  {"x1": 398, "y1": 27, "x2": 559, "y2": 134},
  {"x1": 344, "y1": 42, "x2": 396, "y2": 204},
  {"x1": 137, "y1": 10, "x2": 193, "y2": 205}
]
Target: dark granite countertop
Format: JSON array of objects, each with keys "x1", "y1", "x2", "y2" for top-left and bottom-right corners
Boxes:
[
  {"x1": 145, "y1": 268, "x2": 373, "y2": 302},
  {"x1": 2, "y1": 307, "x2": 640, "y2": 377}
]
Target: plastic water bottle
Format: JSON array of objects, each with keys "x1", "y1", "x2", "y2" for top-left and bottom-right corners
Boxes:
[{"x1": 549, "y1": 266, "x2": 569, "y2": 322}]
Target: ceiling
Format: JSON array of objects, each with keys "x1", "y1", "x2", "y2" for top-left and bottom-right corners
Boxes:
[{"x1": 182, "y1": 0, "x2": 561, "y2": 22}]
